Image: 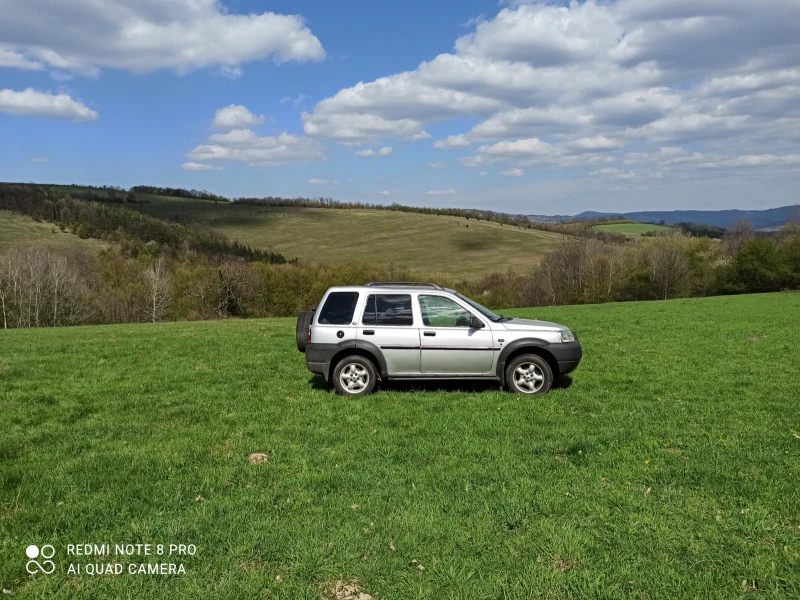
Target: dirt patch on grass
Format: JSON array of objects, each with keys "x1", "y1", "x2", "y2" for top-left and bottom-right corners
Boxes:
[
  {"x1": 553, "y1": 558, "x2": 578, "y2": 572},
  {"x1": 248, "y1": 452, "x2": 268, "y2": 464},
  {"x1": 321, "y1": 580, "x2": 373, "y2": 600}
]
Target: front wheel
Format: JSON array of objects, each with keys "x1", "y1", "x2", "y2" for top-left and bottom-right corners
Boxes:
[
  {"x1": 332, "y1": 355, "x2": 378, "y2": 396},
  {"x1": 505, "y1": 354, "x2": 553, "y2": 395}
]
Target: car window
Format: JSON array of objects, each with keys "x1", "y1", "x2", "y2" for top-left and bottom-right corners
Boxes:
[
  {"x1": 419, "y1": 295, "x2": 472, "y2": 327},
  {"x1": 362, "y1": 294, "x2": 413, "y2": 326},
  {"x1": 318, "y1": 292, "x2": 359, "y2": 325}
]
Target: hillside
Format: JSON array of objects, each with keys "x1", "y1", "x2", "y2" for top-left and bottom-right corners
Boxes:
[
  {"x1": 527, "y1": 205, "x2": 799, "y2": 229},
  {"x1": 592, "y1": 221, "x2": 672, "y2": 237},
  {"x1": 130, "y1": 195, "x2": 567, "y2": 278},
  {"x1": 566, "y1": 206, "x2": 798, "y2": 229},
  {"x1": 2, "y1": 292, "x2": 798, "y2": 598},
  {"x1": 0, "y1": 210, "x2": 108, "y2": 254}
]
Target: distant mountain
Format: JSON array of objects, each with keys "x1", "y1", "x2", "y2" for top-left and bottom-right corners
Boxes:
[{"x1": 528, "y1": 205, "x2": 799, "y2": 230}]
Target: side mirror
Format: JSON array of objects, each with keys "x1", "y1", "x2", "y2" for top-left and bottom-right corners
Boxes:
[{"x1": 470, "y1": 314, "x2": 485, "y2": 329}]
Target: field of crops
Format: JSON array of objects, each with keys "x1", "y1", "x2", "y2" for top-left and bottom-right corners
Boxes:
[{"x1": 2, "y1": 292, "x2": 799, "y2": 598}]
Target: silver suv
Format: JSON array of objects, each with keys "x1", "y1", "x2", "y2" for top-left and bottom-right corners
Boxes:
[{"x1": 296, "y1": 282, "x2": 582, "y2": 396}]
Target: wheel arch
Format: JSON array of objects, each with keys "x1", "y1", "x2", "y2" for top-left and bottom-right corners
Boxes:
[
  {"x1": 329, "y1": 344, "x2": 386, "y2": 382},
  {"x1": 497, "y1": 340, "x2": 559, "y2": 386}
]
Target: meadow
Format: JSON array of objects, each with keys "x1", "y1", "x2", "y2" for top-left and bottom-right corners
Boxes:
[
  {"x1": 0, "y1": 211, "x2": 107, "y2": 254},
  {"x1": 130, "y1": 195, "x2": 566, "y2": 278},
  {"x1": 592, "y1": 222, "x2": 673, "y2": 237},
  {"x1": 1, "y1": 292, "x2": 799, "y2": 599}
]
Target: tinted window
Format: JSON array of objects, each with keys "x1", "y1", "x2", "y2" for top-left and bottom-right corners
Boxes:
[
  {"x1": 363, "y1": 294, "x2": 413, "y2": 326},
  {"x1": 419, "y1": 295, "x2": 473, "y2": 327},
  {"x1": 318, "y1": 292, "x2": 359, "y2": 325}
]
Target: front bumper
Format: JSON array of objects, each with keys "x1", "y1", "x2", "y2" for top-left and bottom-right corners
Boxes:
[{"x1": 544, "y1": 340, "x2": 582, "y2": 375}]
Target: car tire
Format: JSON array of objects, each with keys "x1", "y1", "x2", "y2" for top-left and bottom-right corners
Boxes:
[
  {"x1": 296, "y1": 310, "x2": 314, "y2": 352},
  {"x1": 332, "y1": 355, "x2": 378, "y2": 396},
  {"x1": 505, "y1": 354, "x2": 553, "y2": 395}
]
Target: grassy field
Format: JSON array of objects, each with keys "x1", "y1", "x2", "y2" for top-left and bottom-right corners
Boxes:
[
  {"x1": 127, "y1": 196, "x2": 566, "y2": 278},
  {"x1": 2, "y1": 293, "x2": 799, "y2": 599},
  {"x1": 0, "y1": 211, "x2": 108, "y2": 254},
  {"x1": 593, "y1": 222, "x2": 673, "y2": 237}
]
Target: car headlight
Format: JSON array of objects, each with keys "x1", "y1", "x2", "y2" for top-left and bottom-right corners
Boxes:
[{"x1": 559, "y1": 330, "x2": 575, "y2": 343}]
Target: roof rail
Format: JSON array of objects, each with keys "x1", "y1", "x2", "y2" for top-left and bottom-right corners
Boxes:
[{"x1": 364, "y1": 281, "x2": 443, "y2": 289}]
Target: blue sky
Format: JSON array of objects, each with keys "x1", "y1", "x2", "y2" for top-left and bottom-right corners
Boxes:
[{"x1": 1, "y1": 0, "x2": 799, "y2": 214}]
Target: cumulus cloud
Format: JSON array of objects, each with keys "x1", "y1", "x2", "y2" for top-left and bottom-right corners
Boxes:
[
  {"x1": 301, "y1": 0, "x2": 800, "y2": 190},
  {"x1": 426, "y1": 161, "x2": 446, "y2": 169},
  {"x1": 0, "y1": 0, "x2": 324, "y2": 76},
  {"x1": 500, "y1": 168, "x2": 524, "y2": 177},
  {"x1": 355, "y1": 146, "x2": 393, "y2": 158},
  {"x1": 212, "y1": 105, "x2": 265, "y2": 130},
  {"x1": 308, "y1": 177, "x2": 340, "y2": 184},
  {"x1": 426, "y1": 189, "x2": 457, "y2": 196},
  {"x1": 0, "y1": 88, "x2": 98, "y2": 121},
  {"x1": 182, "y1": 162, "x2": 222, "y2": 171},
  {"x1": 186, "y1": 120, "x2": 326, "y2": 167}
]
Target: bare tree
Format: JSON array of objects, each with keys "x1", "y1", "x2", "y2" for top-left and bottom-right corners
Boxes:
[
  {"x1": 0, "y1": 254, "x2": 10, "y2": 329},
  {"x1": 143, "y1": 257, "x2": 173, "y2": 323},
  {"x1": 645, "y1": 240, "x2": 691, "y2": 300},
  {"x1": 723, "y1": 219, "x2": 754, "y2": 255}
]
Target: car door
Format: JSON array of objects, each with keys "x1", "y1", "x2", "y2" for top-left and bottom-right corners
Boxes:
[
  {"x1": 358, "y1": 293, "x2": 420, "y2": 375},
  {"x1": 417, "y1": 294, "x2": 495, "y2": 374}
]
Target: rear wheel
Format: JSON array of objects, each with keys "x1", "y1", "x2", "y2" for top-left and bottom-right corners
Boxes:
[
  {"x1": 296, "y1": 310, "x2": 314, "y2": 352},
  {"x1": 332, "y1": 355, "x2": 378, "y2": 396},
  {"x1": 505, "y1": 354, "x2": 553, "y2": 395}
]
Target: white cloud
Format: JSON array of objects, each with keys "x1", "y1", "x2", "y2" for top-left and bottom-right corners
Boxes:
[
  {"x1": 187, "y1": 130, "x2": 325, "y2": 167},
  {"x1": 567, "y1": 136, "x2": 623, "y2": 151},
  {"x1": 500, "y1": 168, "x2": 524, "y2": 177},
  {"x1": 378, "y1": 190, "x2": 391, "y2": 196},
  {"x1": 304, "y1": 111, "x2": 430, "y2": 144},
  {"x1": 426, "y1": 189, "x2": 457, "y2": 196},
  {"x1": 182, "y1": 162, "x2": 222, "y2": 171},
  {"x1": 0, "y1": 46, "x2": 43, "y2": 70},
  {"x1": 355, "y1": 146, "x2": 393, "y2": 158},
  {"x1": 299, "y1": 0, "x2": 800, "y2": 198},
  {"x1": 212, "y1": 105, "x2": 264, "y2": 130},
  {"x1": 426, "y1": 161, "x2": 446, "y2": 169},
  {"x1": 308, "y1": 177, "x2": 340, "y2": 185},
  {"x1": 29, "y1": 157, "x2": 50, "y2": 163},
  {"x1": 281, "y1": 94, "x2": 309, "y2": 109},
  {"x1": 0, "y1": 0, "x2": 324, "y2": 76},
  {"x1": 0, "y1": 88, "x2": 98, "y2": 121},
  {"x1": 433, "y1": 134, "x2": 472, "y2": 149}
]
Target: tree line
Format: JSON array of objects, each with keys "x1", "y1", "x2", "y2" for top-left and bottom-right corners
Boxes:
[
  {"x1": 0, "y1": 184, "x2": 288, "y2": 264},
  {"x1": 1, "y1": 218, "x2": 798, "y2": 329}
]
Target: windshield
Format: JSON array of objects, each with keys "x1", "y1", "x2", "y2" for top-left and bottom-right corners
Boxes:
[{"x1": 455, "y1": 292, "x2": 503, "y2": 322}]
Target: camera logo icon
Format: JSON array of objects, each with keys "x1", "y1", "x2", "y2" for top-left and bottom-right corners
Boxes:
[{"x1": 26, "y1": 545, "x2": 56, "y2": 575}]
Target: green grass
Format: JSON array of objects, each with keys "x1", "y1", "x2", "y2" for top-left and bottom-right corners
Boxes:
[
  {"x1": 0, "y1": 211, "x2": 108, "y2": 254},
  {"x1": 129, "y1": 196, "x2": 566, "y2": 278},
  {"x1": 2, "y1": 293, "x2": 799, "y2": 599},
  {"x1": 593, "y1": 222, "x2": 673, "y2": 237}
]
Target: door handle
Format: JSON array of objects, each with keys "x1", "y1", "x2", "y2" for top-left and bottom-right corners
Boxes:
[
  {"x1": 363, "y1": 330, "x2": 375, "y2": 335},
  {"x1": 423, "y1": 331, "x2": 436, "y2": 337}
]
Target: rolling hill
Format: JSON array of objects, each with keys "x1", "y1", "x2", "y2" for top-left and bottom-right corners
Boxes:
[
  {"x1": 129, "y1": 195, "x2": 567, "y2": 278},
  {"x1": 530, "y1": 205, "x2": 799, "y2": 229},
  {"x1": 0, "y1": 210, "x2": 108, "y2": 254}
]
